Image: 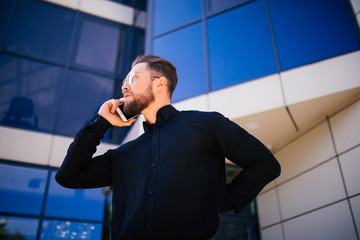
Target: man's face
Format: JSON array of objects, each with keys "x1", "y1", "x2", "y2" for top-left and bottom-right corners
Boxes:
[{"x1": 121, "y1": 63, "x2": 156, "y2": 116}]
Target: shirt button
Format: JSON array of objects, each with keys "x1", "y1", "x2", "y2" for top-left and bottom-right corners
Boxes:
[
  {"x1": 153, "y1": 140, "x2": 157, "y2": 144},
  {"x1": 147, "y1": 223, "x2": 151, "y2": 227},
  {"x1": 148, "y1": 190, "x2": 153, "y2": 195},
  {"x1": 151, "y1": 163, "x2": 156, "y2": 167}
]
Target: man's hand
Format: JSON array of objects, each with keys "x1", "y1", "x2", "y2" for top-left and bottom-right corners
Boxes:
[{"x1": 98, "y1": 99, "x2": 136, "y2": 127}]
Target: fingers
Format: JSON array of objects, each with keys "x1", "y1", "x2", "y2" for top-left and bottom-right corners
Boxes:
[{"x1": 110, "y1": 98, "x2": 124, "y2": 113}]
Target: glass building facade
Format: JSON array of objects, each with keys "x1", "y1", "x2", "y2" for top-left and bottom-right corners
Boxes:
[
  {"x1": 148, "y1": 0, "x2": 359, "y2": 102},
  {"x1": 1, "y1": 0, "x2": 359, "y2": 239}
]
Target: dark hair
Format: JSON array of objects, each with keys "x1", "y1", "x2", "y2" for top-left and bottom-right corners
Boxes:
[{"x1": 132, "y1": 55, "x2": 178, "y2": 98}]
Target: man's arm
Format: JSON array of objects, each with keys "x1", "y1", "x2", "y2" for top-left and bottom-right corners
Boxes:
[
  {"x1": 55, "y1": 99, "x2": 136, "y2": 189},
  {"x1": 210, "y1": 112, "x2": 281, "y2": 213}
]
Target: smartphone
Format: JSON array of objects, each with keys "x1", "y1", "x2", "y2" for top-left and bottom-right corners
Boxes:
[{"x1": 116, "y1": 103, "x2": 139, "y2": 122}]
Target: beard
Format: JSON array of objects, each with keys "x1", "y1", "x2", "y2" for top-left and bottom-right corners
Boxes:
[{"x1": 123, "y1": 84, "x2": 155, "y2": 116}]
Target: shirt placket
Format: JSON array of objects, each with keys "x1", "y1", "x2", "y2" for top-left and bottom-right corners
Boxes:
[{"x1": 145, "y1": 126, "x2": 160, "y2": 239}]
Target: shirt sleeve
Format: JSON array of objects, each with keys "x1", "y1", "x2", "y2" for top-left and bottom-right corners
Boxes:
[
  {"x1": 210, "y1": 112, "x2": 281, "y2": 213},
  {"x1": 55, "y1": 114, "x2": 114, "y2": 189}
]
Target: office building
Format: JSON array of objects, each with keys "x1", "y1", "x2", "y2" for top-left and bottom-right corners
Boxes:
[{"x1": 0, "y1": 0, "x2": 359, "y2": 239}]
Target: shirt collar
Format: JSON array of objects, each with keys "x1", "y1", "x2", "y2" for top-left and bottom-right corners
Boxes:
[{"x1": 143, "y1": 105, "x2": 178, "y2": 132}]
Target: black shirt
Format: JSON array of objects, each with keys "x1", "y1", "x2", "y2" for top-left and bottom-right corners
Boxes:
[{"x1": 56, "y1": 105, "x2": 281, "y2": 240}]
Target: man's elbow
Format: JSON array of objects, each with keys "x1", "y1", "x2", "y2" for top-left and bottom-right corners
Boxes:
[{"x1": 270, "y1": 156, "x2": 281, "y2": 180}]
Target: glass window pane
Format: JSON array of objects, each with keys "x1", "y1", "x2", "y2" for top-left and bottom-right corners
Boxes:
[
  {"x1": 0, "y1": 54, "x2": 64, "y2": 132},
  {"x1": 0, "y1": 0, "x2": 16, "y2": 45},
  {"x1": 75, "y1": 19, "x2": 122, "y2": 72},
  {"x1": 45, "y1": 171, "x2": 106, "y2": 221},
  {"x1": 0, "y1": 216, "x2": 39, "y2": 240},
  {"x1": 207, "y1": 0, "x2": 251, "y2": 12},
  {"x1": 152, "y1": 23, "x2": 207, "y2": 102},
  {"x1": 207, "y1": 0, "x2": 277, "y2": 91},
  {"x1": 268, "y1": 0, "x2": 360, "y2": 70},
  {"x1": 0, "y1": 164, "x2": 47, "y2": 215},
  {"x1": 41, "y1": 220, "x2": 102, "y2": 240},
  {"x1": 153, "y1": 0, "x2": 202, "y2": 35},
  {"x1": 55, "y1": 69, "x2": 114, "y2": 137},
  {"x1": 4, "y1": 0, "x2": 75, "y2": 63}
]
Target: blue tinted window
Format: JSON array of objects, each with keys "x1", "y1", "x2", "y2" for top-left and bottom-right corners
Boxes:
[
  {"x1": 75, "y1": 19, "x2": 122, "y2": 72},
  {"x1": 45, "y1": 171, "x2": 105, "y2": 221},
  {"x1": 0, "y1": 0, "x2": 16, "y2": 46},
  {"x1": 0, "y1": 164, "x2": 47, "y2": 215},
  {"x1": 152, "y1": 23, "x2": 207, "y2": 102},
  {"x1": 268, "y1": 0, "x2": 360, "y2": 70},
  {"x1": 55, "y1": 69, "x2": 114, "y2": 137},
  {"x1": 207, "y1": 0, "x2": 251, "y2": 12},
  {"x1": 4, "y1": 0, "x2": 75, "y2": 63},
  {"x1": 0, "y1": 216, "x2": 39, "y2": 240},
  {"x1": 0, "y1": 54, "x2": 64, "y2": 132},
  {"x1": 41, "y1": 220, "x2": 103, "y2": 240},
  {"x1": 207, "y1": 0, "x2": 277, "y2": 91},
  {"x1": 153, "y1": 0, "x2": 202, "y2": 35}
]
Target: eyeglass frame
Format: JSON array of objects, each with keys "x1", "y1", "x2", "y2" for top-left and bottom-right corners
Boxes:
[{"x1": 122, "y1": 71, "x2": 161, "y2": 87}]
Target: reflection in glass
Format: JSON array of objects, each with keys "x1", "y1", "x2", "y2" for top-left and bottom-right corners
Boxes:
[
  {"x1": 268, "y1": 0, "x2": 360, "y2": 70},
  {"x1": 1, "y1": 96, "x2": 38, "y2": 129},
  {"x1": 4, "y1": 0, "x2": 75, "y2": 63},
  {"x1": 40, "y1": 220, "x2": 102, "y2": 240},
  {"x1": 152, "y1": 23, "x2": 207, "y2": 102},
  {"x1": 153, "y1": 0, "x2": 202, "y2": 35},
  {"x1": 0, "y1": 164, "x2": 47, "y2": 215},
  {"x1": 45, "y1": 171, "x2": 105, "y2": 221},
  {"x1": 207, "y1": 0, "x2": 277, "y2": 91},
  {"x1": 0, "y1": 54, "x2": 64, "y2": 132},
  {"x1": 0, "y1": 216, "x2": 39, "y2": 240},
  {"x1": 75, "y1": 20, "x2": 122, "y2": 72},
  {"x1": 55, "y1": 69, "x2": 114, "y2": 138}
]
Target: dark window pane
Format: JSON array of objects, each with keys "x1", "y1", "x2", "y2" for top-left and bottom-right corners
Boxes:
[
  {"x1": 152, "y1": 23, "x2": 207, "y2": 102},
  {"x1": 0, "y1": 0, "x2": 16, "y2": 45},
  {"x1": 75, "y1": 19, "x2": 122, "y2": 72},
  {"x1": 207, "y1": 0, "x2": 251, "y2": 12},
  {"x1": 55, "y1": 70, "x2": 114, "y2": 137},
  {"x1": 0, "y1": 54, "x2": 64, "y2": 132},
  {"x1": 207, "y1": 0, "x2": 277, "y2": 91},
  {"x1": 0, "y1": 216, "x2": 39, "y2": 240},
  {"x1": 268, "y1": 0, "x2": 360, "y2": 70},
  {"x1": 153, "y1": 0, "x2": 202, "y2": 35},
  {"x1": 41, "y1": 220, "x2": 102, "y2": 240},
  {"x1": 4, "y1": 0, "x2": 75, "y2": 63},
  {"x1": 0, "y1": 164, "x2": 47, "y2": 215},
  {"x1": 45, "y1": 171, "x2": 105, "y2": 221}
]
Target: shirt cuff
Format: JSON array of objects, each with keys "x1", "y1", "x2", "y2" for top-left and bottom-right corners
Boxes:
[{"x1": 86, "y1": 114, "x2": 112, "y2": 135}]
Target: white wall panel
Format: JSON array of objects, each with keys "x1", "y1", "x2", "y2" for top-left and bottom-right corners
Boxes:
[
  {"x1": 173, "y1": 94, "x2": 209, "y2": 112},
  {"x1": 0, "y1": 127, "x2": 52, "y2": 166},
  {"x1": 208, "y1": 74, "x2": 284, "y2": 119},
  {"x1": 282, "y1": 201, "x2": 357, "y2": 240},
  {"x1": 350, "y1": 195, "x2": 360, "y2": 235},
  {"x1": 260, "y1": 224, "x2": 283, "y2": 240},
  {"x1": 330, "y1": 100, "x2": 360, "y2": 153},
  {"x1": 274, "y1": 122, "x2": 335, "y2": 184},
  {"x1": 257, "y1": 189, "x2": 281, "y2": 227},
  {"x1": 44, "y1": 0, "x2": 146, "y2": 28},
  {"x1": 278, "y1": 159, "x2": 346, "y2": 219},
  {"x1": 49, "y1": 135, "x2": 73, "y2": 168},
  {"x1": 350, "y1": 0, "x2": 360, "y2": 16},
  {"x1": 339, "y1": 146, "x2": 360, "y2": 196},
  {"x1": 49, "y1": 135, "x2": 119, "y2": 168},
  {"x1": 281, "y1": 51, "x2": 360, "y2": 105}
]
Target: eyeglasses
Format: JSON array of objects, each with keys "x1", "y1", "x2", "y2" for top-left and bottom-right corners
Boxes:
[{"x1": 122, "y1": 71, "x2": 160, "y2": 87}]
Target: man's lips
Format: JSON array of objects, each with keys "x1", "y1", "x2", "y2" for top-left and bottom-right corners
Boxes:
[{"x1": 123, "y1": 93, "x2": 132, "y2": 99}]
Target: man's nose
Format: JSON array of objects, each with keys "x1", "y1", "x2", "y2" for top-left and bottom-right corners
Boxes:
[{"x1": 121, "y1": 82, "x2": 130, "y2": 93}]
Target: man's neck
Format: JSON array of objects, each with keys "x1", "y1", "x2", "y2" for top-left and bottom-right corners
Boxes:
[{"x1": 142, "y1": 99, "x2": 171, "y2": 124}]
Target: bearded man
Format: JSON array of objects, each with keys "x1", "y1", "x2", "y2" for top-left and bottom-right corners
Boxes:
[{"x1": 56, "y1": 55, "x2": 281, "y2": 240}]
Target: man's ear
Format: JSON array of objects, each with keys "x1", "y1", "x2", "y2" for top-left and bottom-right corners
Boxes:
[{"x1": 155, "y1": 77, "x2": 168, "y2": 92}]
